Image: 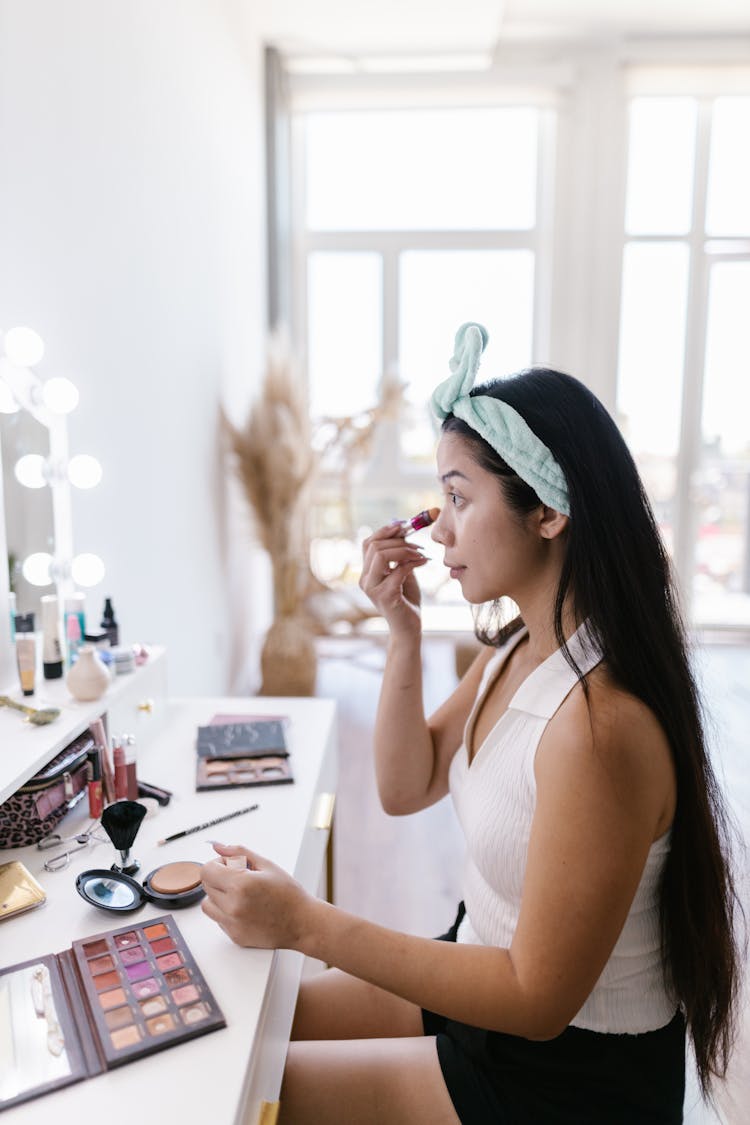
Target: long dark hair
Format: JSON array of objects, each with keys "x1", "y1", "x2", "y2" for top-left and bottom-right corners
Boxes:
[{"x1": 443, "y1": 367, "x2": 741, "y2": 1096}]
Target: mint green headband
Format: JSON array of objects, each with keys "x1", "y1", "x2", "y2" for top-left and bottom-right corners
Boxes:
[{"x1": 431, "y1": 322, "x2": 571, "y2": 516}]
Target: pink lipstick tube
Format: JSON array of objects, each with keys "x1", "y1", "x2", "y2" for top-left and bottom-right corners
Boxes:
[{"x1": 395, "y1": 507, "x2": 440, "y2": 534}]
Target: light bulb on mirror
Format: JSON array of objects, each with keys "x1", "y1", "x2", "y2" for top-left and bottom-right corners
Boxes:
[
  {"x1": 67, "y1": 454, "x2": 103, "y2": 489},
  {"x1": 14, "y1": 453, "x2": 48, "y2": 489},
  {"x1": 3, "y1": 326, "x2": 45, "y2": 368},
  {"x1": 22, "y1": 552, "x2": 54, "y2": 587},
  {"x1": 42, "y1": 376, "x2": 79, "y2": 414},
  {"x1": 72, "y1": 553, "x2": 105, "y2": 587}
]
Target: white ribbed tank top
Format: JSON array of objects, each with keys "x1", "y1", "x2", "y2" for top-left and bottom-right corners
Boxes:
[{"x1": 449, "y1": 622, "x2": 677, "y2": 1034}]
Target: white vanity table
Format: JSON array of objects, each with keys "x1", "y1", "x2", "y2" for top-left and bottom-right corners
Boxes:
[{"x1": 0, "y1": 652, "x2": 337, "y2": 1124}]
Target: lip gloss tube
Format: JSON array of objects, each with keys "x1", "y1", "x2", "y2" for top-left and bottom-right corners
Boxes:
[
  {"x1": 394, "y1": 507, "x2": 440, "y2": 534},
  {"x1": 87, "y1": 748, "x2": 103, "y2": 818}
]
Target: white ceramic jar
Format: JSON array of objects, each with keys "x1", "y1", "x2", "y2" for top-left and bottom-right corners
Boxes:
[{"x1": 66, "y1": 644, "x2": 111, "y2": 701}]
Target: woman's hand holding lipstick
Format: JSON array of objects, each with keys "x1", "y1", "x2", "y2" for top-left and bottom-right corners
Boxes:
[{"x1": 359, "y1": 508, "x2": 439, "y2": 635}]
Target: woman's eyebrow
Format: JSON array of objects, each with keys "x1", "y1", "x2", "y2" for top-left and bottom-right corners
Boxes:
[{"x1": 439, "y1": 470, "x2": 470, "y2": 484}]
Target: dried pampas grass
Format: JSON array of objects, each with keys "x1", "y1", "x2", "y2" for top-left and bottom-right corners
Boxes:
[{"x1": 223, "y1": 331, "x2": 316, "y2": 620}]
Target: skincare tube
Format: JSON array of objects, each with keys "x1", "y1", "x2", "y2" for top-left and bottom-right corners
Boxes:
[
  {"x1": 41, "y1": 594, "x2": 64, "y2": 680},
  {"x1": 64, "y1": 592, "x2": 86, "y2": 665},
  {"x1": 14, "y1": 613, "x2": 37, "y2": 696}
]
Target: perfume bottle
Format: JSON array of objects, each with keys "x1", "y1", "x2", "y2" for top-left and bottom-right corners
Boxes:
[{"x1": 100, "y1": 597, "x2": 119, "y2": 647}]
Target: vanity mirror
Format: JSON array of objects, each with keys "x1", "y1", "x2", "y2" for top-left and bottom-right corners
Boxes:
[{"x1": 0, "y1": 327, "x2": 103, "y2": 692}]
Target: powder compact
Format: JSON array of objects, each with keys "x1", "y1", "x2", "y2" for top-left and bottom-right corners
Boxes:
[
  {"x1": 0, "y1": 913, "x2": 225, "y2": 1112},
  {"x1": 76, "y1": 860, "x2": 205, "y2": 913}
]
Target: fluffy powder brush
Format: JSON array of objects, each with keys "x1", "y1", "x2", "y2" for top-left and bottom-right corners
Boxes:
[{"x1": 101, "y1": 800, "x2": 147, "y2": 875}]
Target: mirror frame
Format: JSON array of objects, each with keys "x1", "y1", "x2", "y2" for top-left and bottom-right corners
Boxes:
[{"x1": 0, "y1": 361, "x2": 74, "y2": 690}]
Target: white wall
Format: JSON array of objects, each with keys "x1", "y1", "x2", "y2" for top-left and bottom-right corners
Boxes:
[{"x1": 0, "y1": 0, "x2": 268, "y2": 695}]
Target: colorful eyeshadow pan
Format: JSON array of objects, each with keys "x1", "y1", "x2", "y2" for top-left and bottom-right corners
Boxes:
[
  {"x1": 150, "y1": 937, "x2": 176, "y2": 955},
  {"x1": 88, "y1": 955, "x2": 115, "y2": 975},
  {"x1": 119, "y1": 946, "x2": 146, "y2": 966},
  {"x1": 83, "y1": 939, "x2": 109, "y2": 957},
  {"x1": 131, "y1": 977, "x2": 160, "y2": 999},
  {"x1": 180, "y1": 1001, "x2": 211, "y2": 1025},
  {"x1": 147, "y1": 1013, "x2": 176, "y2": 1036},
  {"x1": 156, "y1": 952, "x2": 183, "y2": 972},
  {"x1": 171, "y1": 984, "x2": 199, "y2": 1005},
  {"x1": 164, "y1": 968, "x2": 190, "y2": 987},
  {"x1": 140, "y1": 995, "x2": 168, "y2": 1017},
  {"x1": 143, "y1": 923, "x2": 169, "y2": 940},
  {"x1": 111, "y1": 1025, "x2": 143, "y2": 1049},
  {"x1": 105, "y1": 1005, "x2": 135, "y2": 1030},
  {"x1": 94, "y1": 971, "x2": 121, "y2": 992},
  {"x1": 114, "y1": 932, "x2": 140, "y2": 950},
  {"x1": 99, "y1": 987, "x2": 127, "y2": 1010},
  {"x1": 126, "y1": 961, "x2": 152, "y2": 982}
]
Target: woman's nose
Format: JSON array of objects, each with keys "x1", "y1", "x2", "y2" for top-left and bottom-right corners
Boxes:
[{"x1": 431, "y1": 510, "x2": 451, "y2": 545}]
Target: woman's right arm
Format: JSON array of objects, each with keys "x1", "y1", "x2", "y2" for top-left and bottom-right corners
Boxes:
[{"x1": 360, "y1": 523, "x2": 494, "y2": 815}]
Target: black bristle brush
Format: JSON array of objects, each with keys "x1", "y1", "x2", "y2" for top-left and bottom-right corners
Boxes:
[{"x1": 101, "y1": 800, "x2": 147, "y2": 875}]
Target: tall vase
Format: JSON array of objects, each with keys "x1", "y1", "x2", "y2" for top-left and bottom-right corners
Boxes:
[
  {"x1": 259, "y1": 553, "x2": 315, "y2": 695},
  {"x1": 259, "y1": 614, "x2": 317, "y2": 696}
]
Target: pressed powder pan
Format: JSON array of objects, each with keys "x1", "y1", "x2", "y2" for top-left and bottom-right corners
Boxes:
[{"x1": 77, "y1": 861, "x2": 205, "y2": 914}]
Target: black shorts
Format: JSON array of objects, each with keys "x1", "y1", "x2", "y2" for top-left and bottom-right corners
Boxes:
[{"x1": 422, "y1": 904, "x2": 686, "y2": 1125}]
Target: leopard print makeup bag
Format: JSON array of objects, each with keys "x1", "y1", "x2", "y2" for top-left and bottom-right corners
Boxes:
[{"x1": 0, "y1": 731, "x2": 95, "y2": 849}]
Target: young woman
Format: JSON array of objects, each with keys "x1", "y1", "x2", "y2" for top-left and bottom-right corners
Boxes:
[{"x1": 201, "y1": 323, "x2": 740, "y2": 1124}]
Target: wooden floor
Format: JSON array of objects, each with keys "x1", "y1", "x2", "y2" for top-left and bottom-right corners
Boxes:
[{"x1": 316, "y1": 635, "x2": 750, "y2": 1125}]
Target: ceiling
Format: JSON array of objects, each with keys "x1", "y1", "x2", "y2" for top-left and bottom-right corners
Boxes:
[{"x1": 258, "y1": 0, "x2": 750, "y2": 58}]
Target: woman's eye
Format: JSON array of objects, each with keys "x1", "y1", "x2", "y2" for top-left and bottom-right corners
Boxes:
[{"x1": 448, "y1": 491, "x2": 464, "y2": 507}]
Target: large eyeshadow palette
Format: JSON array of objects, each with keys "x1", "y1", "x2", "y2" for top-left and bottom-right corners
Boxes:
[{"x1": 0, "y1": 914, "x2": 225, "y2": 1112}]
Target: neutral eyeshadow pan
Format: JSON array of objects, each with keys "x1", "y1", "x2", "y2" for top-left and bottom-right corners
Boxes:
[
  {"x1": 171, "y1": 984, "x2": 199, "y2": 1005},
  {"x1": 99, "y1": 987, "x2": 127, "y2": 1010},
  {"x1": 140, "y1": 995, "x2": 168, "y2": 1017},
  {"x1": 111, "y1": 1025, "x2": 143, "y2": 1049},
  {"x1": 83, "y1": 939, "x2": 109, "y2": 957},
  {"x1": 164, "y1": 968, "x2": 191, "y2": 987},
  {"x1": 88, "y1": 955, "x2": 115, "y2": 975},
  {"x1": 156, "y1": 952, "x2": 183, "y2": 972},
  {"x1": 143, "y1": 923, "x2": 169, "y2": 940},
  {"x1": 180, "y1": 1001, "x2": 211, "y2": 1025},
  {"x1": 105, "y1": 1005, "x2": 135, "y2": 1030},
  {"x1": 150, "y1": 937, "x2": 176, "y2": 955},
  {"x1": 94, "y1": 970, "x2": 121, "y2": 992},
  {"x1": 147, "y1": 1013, "x2": 176, "y2": 1036}
]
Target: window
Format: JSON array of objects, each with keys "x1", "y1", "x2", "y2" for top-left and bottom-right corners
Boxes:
[
  {"x1": 294, "y1": 100, "x2": 554, "y2": 605},
  {"x1": 617, "y1": 93, "x2": 750, "y2": 628}
]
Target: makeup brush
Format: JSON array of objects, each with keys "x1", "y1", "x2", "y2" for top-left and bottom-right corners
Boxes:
[{"x1": 101, "y1": 800, "x2": 147, "y2": 875}]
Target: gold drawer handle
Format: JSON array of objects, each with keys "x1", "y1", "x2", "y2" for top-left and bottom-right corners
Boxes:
[
  {"x1": 312, "y1": 792, "x2": 335, "y2": 831},
  {"x1": 257, "y1": 1101, "x2": 280, "y2": 1125},
  {"x1": 137, "y1": 699, "x2": 154, "y2": 714}
]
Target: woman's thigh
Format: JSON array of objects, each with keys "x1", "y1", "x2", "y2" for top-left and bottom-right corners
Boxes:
[
  {"x1": 291, "y1": 967, "x2": 425, "y2": 1041},
  {"x1": 280, "y1": 1036, "x2": 461, "y2": 1125}
]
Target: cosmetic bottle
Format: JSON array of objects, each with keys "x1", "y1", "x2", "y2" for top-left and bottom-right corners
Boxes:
[
  {"x1": 40, "y1": 594, "x2": 64, "y2": 680},
  {"x1": 64, "y1": 592, "x2": 86, "y2": 664},
  {"x1": 87, "y1": 748, "x2": 103, "y2": 819},
  {"x1": 100, "y1": 597, "x2": 119, "y2": 647},
  {"x1": 14, "y1": 613, "x2": 37, "y2": 696},
  {"x1": 123, "y1": 734, "x2": 138, "y2": 800},
  {"x1": 113, "y1": 737, "x2": 128, "y2": 801}
]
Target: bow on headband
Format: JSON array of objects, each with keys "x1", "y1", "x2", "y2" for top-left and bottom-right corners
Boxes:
[{"x1": 431, "y1": 323, "x2": 571, "y2": 516}]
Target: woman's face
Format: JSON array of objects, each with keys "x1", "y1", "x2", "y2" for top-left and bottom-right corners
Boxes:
[{"x1": 431, "y1": 431, "x2": 547, "y2": 606}]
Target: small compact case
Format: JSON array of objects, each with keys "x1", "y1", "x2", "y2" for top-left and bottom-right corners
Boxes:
[
  {"x1": 0, "y1": 860, "x2": 46, "y2": 921},
  {"x1": 0, "y1": 913, "x2": 225, "y2": 1111},
  {"x1": 0, "y1": 731, "x2": 95, "y2": 849}
]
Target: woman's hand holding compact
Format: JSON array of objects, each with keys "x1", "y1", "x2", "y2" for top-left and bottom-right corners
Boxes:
[{"x1": 200, "y1": 843, "x2": 312, "y2": 950}]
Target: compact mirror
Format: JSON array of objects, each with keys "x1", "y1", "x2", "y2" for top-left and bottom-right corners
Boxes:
[{"x1": 76, "y1": 869, "x2": 145, "y2": 913}]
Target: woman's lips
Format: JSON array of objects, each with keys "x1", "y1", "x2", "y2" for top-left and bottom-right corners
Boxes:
[{"x1": 448, "y1": 566, "x2": 465, "y2": 579}]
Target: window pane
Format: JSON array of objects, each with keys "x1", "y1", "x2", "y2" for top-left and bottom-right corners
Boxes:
[
  {"x1": 706, "y1": 97, "x2": 750, "y2": 237},
  {"x1": 399, "y1": 249, "x2": 535, "y2": 459},
  {"x1": 305, "y1": 109, "x2": 538, "y2": 232},
  {"x1": 616, "y1": 242, "x2": 690, "y2": 555},
  {"x1": 625, "y1": 98, "x2": 697, "y2": 235},
  {"x1": 693, "y1": 261, "x2": 750, "y2": 627},
  {"x1": 307, "y1": 252, "x2": 382, "y2": 417}
]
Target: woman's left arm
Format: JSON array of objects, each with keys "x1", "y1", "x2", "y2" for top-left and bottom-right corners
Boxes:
[{"x1": 200, "y1": 684, "x2": 671, "y2": 1040}]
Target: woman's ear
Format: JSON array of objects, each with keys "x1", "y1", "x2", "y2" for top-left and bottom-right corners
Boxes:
[{"x1": 538, "y1": 506, "x2": 569, "y2": 540}]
